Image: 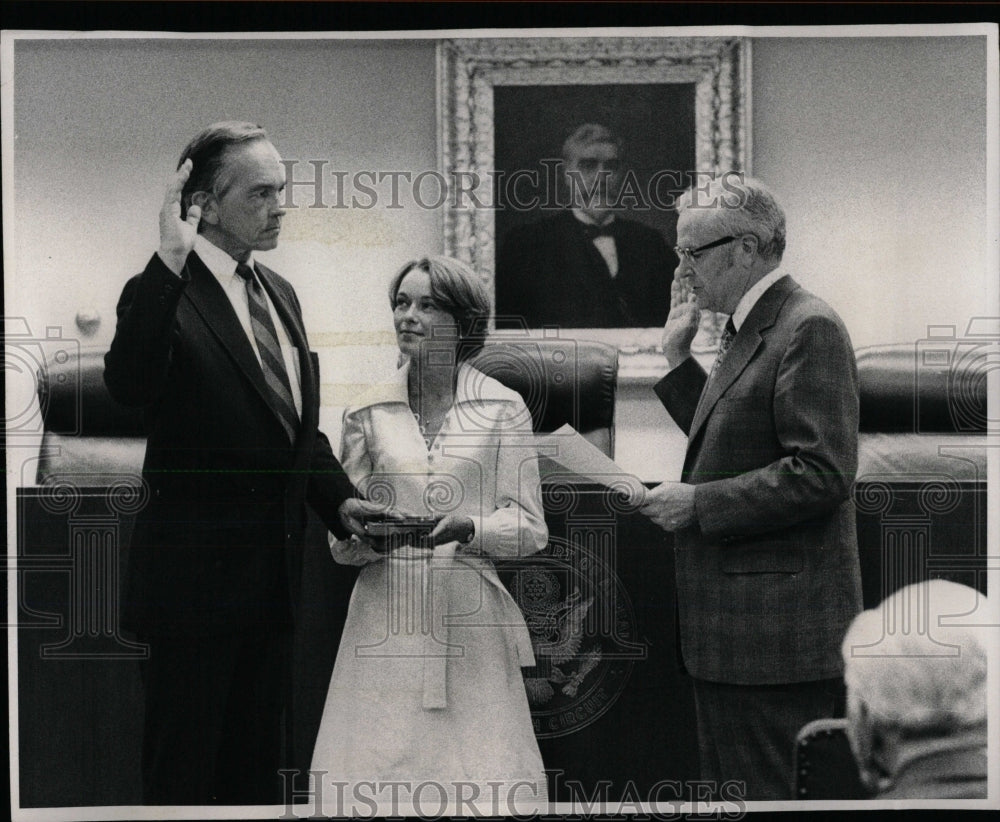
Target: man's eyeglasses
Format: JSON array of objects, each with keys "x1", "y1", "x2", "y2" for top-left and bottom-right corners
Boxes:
[{"x1": 674, "y1": 235, "x2": 738, "y2": 262}]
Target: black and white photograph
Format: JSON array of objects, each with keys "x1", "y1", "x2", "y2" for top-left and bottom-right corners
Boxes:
[
  {"x1": 3, "y1": 5, "x2": 998, "y2": 819},
  {"x1": 491, "y1": 84, "x2": 693, "y2": 329}
]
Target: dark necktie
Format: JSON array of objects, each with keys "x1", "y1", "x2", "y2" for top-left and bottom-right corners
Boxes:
[
  {"x1": 709, "y1": 318, "x2": 738, "y2": 381},
  {"x1": 580, "y1": 221, "x2": 615, "y2": 241},
  {"x1": 235, "y1": 262, "x2": 300, "y2": 443}
]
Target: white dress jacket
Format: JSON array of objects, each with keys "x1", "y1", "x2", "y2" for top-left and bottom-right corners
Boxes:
[{"x1": 310, "y1": 361, "x2": 549, "y2": 815}]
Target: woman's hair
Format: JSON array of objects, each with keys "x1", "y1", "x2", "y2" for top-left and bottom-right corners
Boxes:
[{"x1": 388, "y1": 255, "x2": 492, "y2": 362}]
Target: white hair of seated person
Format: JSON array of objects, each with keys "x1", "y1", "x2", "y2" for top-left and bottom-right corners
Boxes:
[{"x1": 840, "y1": 579, "x2": 988, "y2": 792}]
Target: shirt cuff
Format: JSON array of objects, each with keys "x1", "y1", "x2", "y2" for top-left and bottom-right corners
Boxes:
[
  {"x1": 664, "y1": 353, "x2": 693, "y2": 373},
  {"x1": 156, "y1": 250, "x2": 188, "y2": 279}
]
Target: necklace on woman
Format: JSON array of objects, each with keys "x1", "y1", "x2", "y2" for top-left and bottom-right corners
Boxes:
[
  {"x1": 408, "y1": 373, "x2": 453, "y2": 449},
  {"x1": 412, "y1": 408, "x2": 444, "y2": 448}
]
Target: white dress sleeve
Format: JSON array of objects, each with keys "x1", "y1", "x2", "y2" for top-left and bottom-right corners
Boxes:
[
  {"x1": 338, "y1": 406, "x2": 375, "y2": 492},
  {"x1": 328, "y1": 407, "x2": 383, "y2": 565},
  {"x1": 464, "y1": 397, "x2": 548, "y2": 559}
]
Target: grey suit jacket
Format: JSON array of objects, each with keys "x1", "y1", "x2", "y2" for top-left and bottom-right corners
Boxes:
[{"x1": 655, "y1": 275, "x2": 863, "y2": 684}]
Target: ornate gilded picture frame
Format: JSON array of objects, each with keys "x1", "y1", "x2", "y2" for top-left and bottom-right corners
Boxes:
[{"x1": 438, "y1": 36, "x2": 750, "y2": 374}]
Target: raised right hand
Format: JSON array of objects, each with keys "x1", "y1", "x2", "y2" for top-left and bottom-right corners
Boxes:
[
  {"x1": 157, "y1": 158, "x2": 202, "y2": 275},
  {"x1": 662, "y1": 277, "x2": 700, "y2": 368}
]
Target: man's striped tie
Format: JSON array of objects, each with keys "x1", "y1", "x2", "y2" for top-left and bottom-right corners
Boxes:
[{"x1": 236, "y1": 263, "x2": 300, "y2": 443}]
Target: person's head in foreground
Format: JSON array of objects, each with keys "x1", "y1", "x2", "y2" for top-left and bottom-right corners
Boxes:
[{"x1": 840, "y1": 578, "x2": 988, "y2": 799}]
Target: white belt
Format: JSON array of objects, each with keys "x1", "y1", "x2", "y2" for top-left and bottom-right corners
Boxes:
[{"x1": 390, "y1": 543, "x2": 534, "y2": 710}]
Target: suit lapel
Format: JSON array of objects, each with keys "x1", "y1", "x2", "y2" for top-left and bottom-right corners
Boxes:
[
  {"x1": 256, "y1": 263, "x2": 320, "y2": 452},
  {"x1": 256, "y1": 264, "x2": 315, "y2": 401},
  {"x1": 182, "y1": 253, "x2": 275, "y2": 412},
  {"x1": 688, "y1": 277, "x2": 798, "y2": 444},
  {"x1": 256, "y1": 263, "x2": 303, "y2": 338}
]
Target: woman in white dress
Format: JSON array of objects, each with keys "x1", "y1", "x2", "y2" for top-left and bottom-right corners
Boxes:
[{"x1": 310, "y1": 256, "x2": 548, "y2": 816}]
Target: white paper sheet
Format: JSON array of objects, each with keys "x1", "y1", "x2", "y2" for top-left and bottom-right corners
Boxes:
[{"x1": 535, "y1": 424, "x2": 648, "y2": 506}]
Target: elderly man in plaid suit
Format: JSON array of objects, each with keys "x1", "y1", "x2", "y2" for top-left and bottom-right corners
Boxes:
[{"x1": 641, "y1": 176, "x2": 863, "y2": 800}]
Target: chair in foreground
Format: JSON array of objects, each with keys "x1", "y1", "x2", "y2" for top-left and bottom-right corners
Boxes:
[{"x1": 794, "y1": 718, "x2": 871, "y2": 800}]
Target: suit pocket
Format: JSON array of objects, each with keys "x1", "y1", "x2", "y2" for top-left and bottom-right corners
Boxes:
[{"x1": 720, "y1": 545, "x2": 804, "y2": 574}]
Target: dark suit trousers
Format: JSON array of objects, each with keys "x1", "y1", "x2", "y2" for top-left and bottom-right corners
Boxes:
[
  {"x1": 691, "y1": 677, "x2": 844, "y2": 801},
  {"x1": 140, "y1": 630, "x2": 292, "y2": 805}
]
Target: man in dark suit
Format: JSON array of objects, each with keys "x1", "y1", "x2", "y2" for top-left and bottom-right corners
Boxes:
[
  {"x1": 104, "y1": 122, "x2": 363, "y2": 805},
  {"x1": 495, "y1": 123, "x2": 676, "y2": 328},
  {"x1": 639, "y1": 176, "x2": 864, "y2": 800}
]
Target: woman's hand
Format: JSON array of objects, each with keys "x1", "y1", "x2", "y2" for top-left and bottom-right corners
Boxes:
[
  {"x1": 329, "y1": 534, "x2": 383, "y2": 566},
  {"x1": 429, "y1": 515, "x2": 475, "y2": 547}
]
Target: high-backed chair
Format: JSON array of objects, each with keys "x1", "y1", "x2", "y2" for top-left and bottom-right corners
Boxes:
[
  {"x1": 794, "y1": 718, "x2": 872, "y2": 800},
  {"x1": 853, "y1": 343, "x2": 988, "y2": 607},
  {"x1": 469, "y1": 338, "x2": 619, "y2": 456},
  {"x1": 34, "y1": 339, "x2": 620, "y2": 485},
  {"x1": 35, "y1": 339, "x2": 987, "y2": 483},
  {"x1": 35, "y1": 347, "x2": 145, "y2": 485},
  {"x1": 856, "y1": 343, "x2": 986, "y2": 434}
]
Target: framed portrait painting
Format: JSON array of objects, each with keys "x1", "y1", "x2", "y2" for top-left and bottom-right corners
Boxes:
[{"x1": 438, "y1": 36, "x2": 750, "y2": 374}]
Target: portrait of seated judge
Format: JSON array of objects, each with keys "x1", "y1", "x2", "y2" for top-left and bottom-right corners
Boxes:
[{"x1": 496, "y1": 121, "x2": 684, "y2": 329}]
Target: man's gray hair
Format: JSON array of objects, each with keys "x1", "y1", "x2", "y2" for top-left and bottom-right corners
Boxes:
[
  {"x1": 677, "y1": 174, "x2": 787, "y2": 262},
  {"x1": 841, "y1": 579, "x2": 988, "y2": 734},
  {"x1": 561, "y1": 123, "x2": 622, "y2": 159},
  {"x1": 177, "y1": 121, "x2": 268, "y2": 220}
]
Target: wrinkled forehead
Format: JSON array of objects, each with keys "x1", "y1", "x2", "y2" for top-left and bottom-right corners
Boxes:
[
  {"x1": 218, "y1": 139, "x2": 285, "y2": 189},
  {"x1": 677, "y1": 206, "x2": 726, "y2": 242},
  {"x1": 564, "y1": 140, "x2": 619, "y2": 164}
]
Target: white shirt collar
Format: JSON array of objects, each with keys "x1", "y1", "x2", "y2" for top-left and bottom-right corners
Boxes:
[
  {"x1": 348, "y1": 360, "x2": 518, "y2": 412},
  {"x1": 571, "y1": 208, "x2": 615, "y2": 228},
  {"x1": 194, "y1": 234, "x2": 255, "y2": 281},
  {"x1": 731, "y1": 268, "x2": 787, "y2": 331}
]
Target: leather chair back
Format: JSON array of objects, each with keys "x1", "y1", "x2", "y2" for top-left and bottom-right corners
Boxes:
[
  {"x1": 34, "y1": 338, "x2": 621, "y2": 484},
  {"x1": 469, "y1": 338, "x2": 619, "y2": 456},
  {"x1": 856, "y1": 344, "x2": 987, "y2": 433},
  {"x1": 35, "y1": 348, "x2": 145, "y2": 485},
  {"x1": 794, "y1": 718, "x2": 871, "y2": 799}
]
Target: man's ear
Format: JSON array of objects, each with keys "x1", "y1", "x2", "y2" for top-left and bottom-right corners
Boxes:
[
  {"x1": 191, "y1": 191, "x2": 218, "y2": 225},
  {"x1": 739, "y1": 234, "x2": 759, "y2": 261},
  {"x1": 852, "y1": 699, "x2": 890, "y2": 794}
]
